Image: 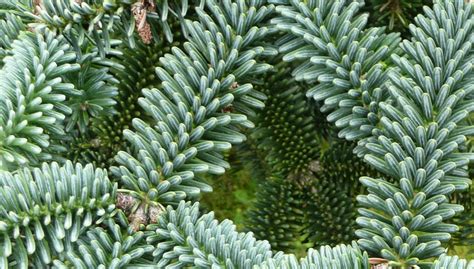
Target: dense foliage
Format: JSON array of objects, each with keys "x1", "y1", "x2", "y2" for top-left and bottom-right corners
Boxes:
[{"x1": 0, "y1": 0, "x2": 473, "y2": 268}]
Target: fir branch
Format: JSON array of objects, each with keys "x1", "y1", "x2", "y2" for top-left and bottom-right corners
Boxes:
[
  {"x1": 357, "y1": 0, "x2": 474, "y2": 266},
  {"x1": 305, "y1": 142, "x2": 382, "y2": 247},
  {"x1": 30, "y1": 0, "x2": 132, "y2": 57},
  {"x1": 0, "y1": 27, "x2": 119, "y2": 169},
  {"x1": 111, "y1": 0, "x2": 276, "y2": 210},
  {"x1": 0, "y1": 161, "x2": 120, "y2": 267},
  {"x1": 63, "y1": 57, "x2": 119, "y2": 133},
  {"x1": 61, "y1": 34, "x2": 179, "y2": 168},
  {"x1": 27, "y1": 0, "x2": 198, "y2": 57},
  {"x1": 0, "y1": 0, "x2": 472, "y2": 267},
  {"x1": 250, "y1": 62, "x2": 321, "y2": 177},
  {"x1": 272, "y1": 0, "x2": 401, "y2": 142},
  {"x1": 0, "y1": 0, "x2": 33, "y2": 19},
  {"x1": 0, "y1": 29, "x2": 80, "y2": 169}
]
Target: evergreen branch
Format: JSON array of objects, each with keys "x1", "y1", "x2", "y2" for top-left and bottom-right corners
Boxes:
[
  {"x1": 0, "y1": 28, "x2": 119, "y2": 169},
  {"x1": 250, "y1": 62, "x2": 321, "y2": 177},
  {"x1": 109, "y1": 37, "x2": 174, "y2": 98},
  {"x1": 272, "y1": 0, "x2": 401, "y2": 142},
  {"x1": 148, "y1": 202, "x2": 369, "y2": 269},
  {"x1": 0, "y1": 161, "x2": 120, "y2": 267},
  {"x1": 0, "y1": 0, "x2": 472, "y2": 267},
  {"x1": 356, "y1": 0, "x2": 474, "y2": 266},
  {"x1": 62, "y1": 36, "x2": 175, "y2": 168},
  {"x1": 30, "y1": 0, "x2": 134, "y2": 57},
  {"x1": 146, "y1": 0, "x2": 200, "y2": 42},
  {"x1": 0, "y1": 0, "x2": 33, "y2": 19},
  {"x1": 111, "y1": 0, "x2": 276, "y2": 209},
  {"x1": 0, "y1": 29, "x2": 80, "y2": 169},
  {"x1": 63, "y1": 59, "x2": 119, "y2": 133}
]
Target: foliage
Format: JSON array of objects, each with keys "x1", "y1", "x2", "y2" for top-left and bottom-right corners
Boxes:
[
  {"x1": 0, "y1": 29, "x2": 80, "y2": 169},
  {"x1": 356, "y1": 1, "x2": 474, "y2": 266},
  {"x1": 273, "y1": 0, "x2": 401, "y2": 142},
  {"x1": 65, "y1": 36, "x2": 177, "y2": 168},
  {"x1": 111, "y1": 0, "x2": 276, "y2": 210},
  {"x1": 432, "y1": 254, "x2": 474, "y2": 269},
  {"x1": 275, "y1": 0, "x2": 474, "y2": 266},
  {"x1": 256, "y1": 242, "x2": 370, "y2": 269},
  {"x1": 28, "y1": 0, "x2": 191, "y2": 55},
  {"x1": 249, "y1": 62, "x2": 322, "y2": 177},
  {"x1": 0, "y1": 161, "x2": 120, "y2": 267},
  {"x1": 449, "y1": 172, "x2": 474, "y2": 258},
  {"x1": 146, "y1": 201, "x2": 275, "y2": 268},
  {"x1": 0, "y1": 0, "x2": 473, "y2": 268}
]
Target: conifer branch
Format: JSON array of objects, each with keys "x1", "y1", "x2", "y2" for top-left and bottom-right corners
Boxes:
[
  {"x1": 0, "y1": 30, "x2": 80, "y2": 169},
  {"x1": 272, "y1": 0, "x2": 400, "y2": 142},
  {"x1": 256, "y1": 242, "x2": 370, "y2": 269},
  {"x1": 111, "y1": 0, "x2": 276, "y2": 207},
  {"x1": 0, "y1": 161, "x2": 120, "y2": 267},
  {"x1": 357, "y1": 0, "x2": 474, "y2": 266}
]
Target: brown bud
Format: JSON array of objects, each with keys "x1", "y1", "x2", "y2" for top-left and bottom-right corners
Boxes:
[
  {"x1": 132, "y1": 0, "x2": 155, "y2": 44},
  {"x1": 148, "y1": 203, "x2": 166, "y2": 223},
  {"x1": 116, "y1": 193, "x2": 137, "y2": 212},
  {"x1": 138, "y1": 22, "x2": 153, "y2": 44},
  {"x1": 129, "y1": 203, "x2": 147, "y2": 231}
]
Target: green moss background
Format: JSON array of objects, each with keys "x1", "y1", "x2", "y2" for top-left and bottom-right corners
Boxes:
[{"x1": 199, "y1": 148, "x2": 258, "y2": 230}]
